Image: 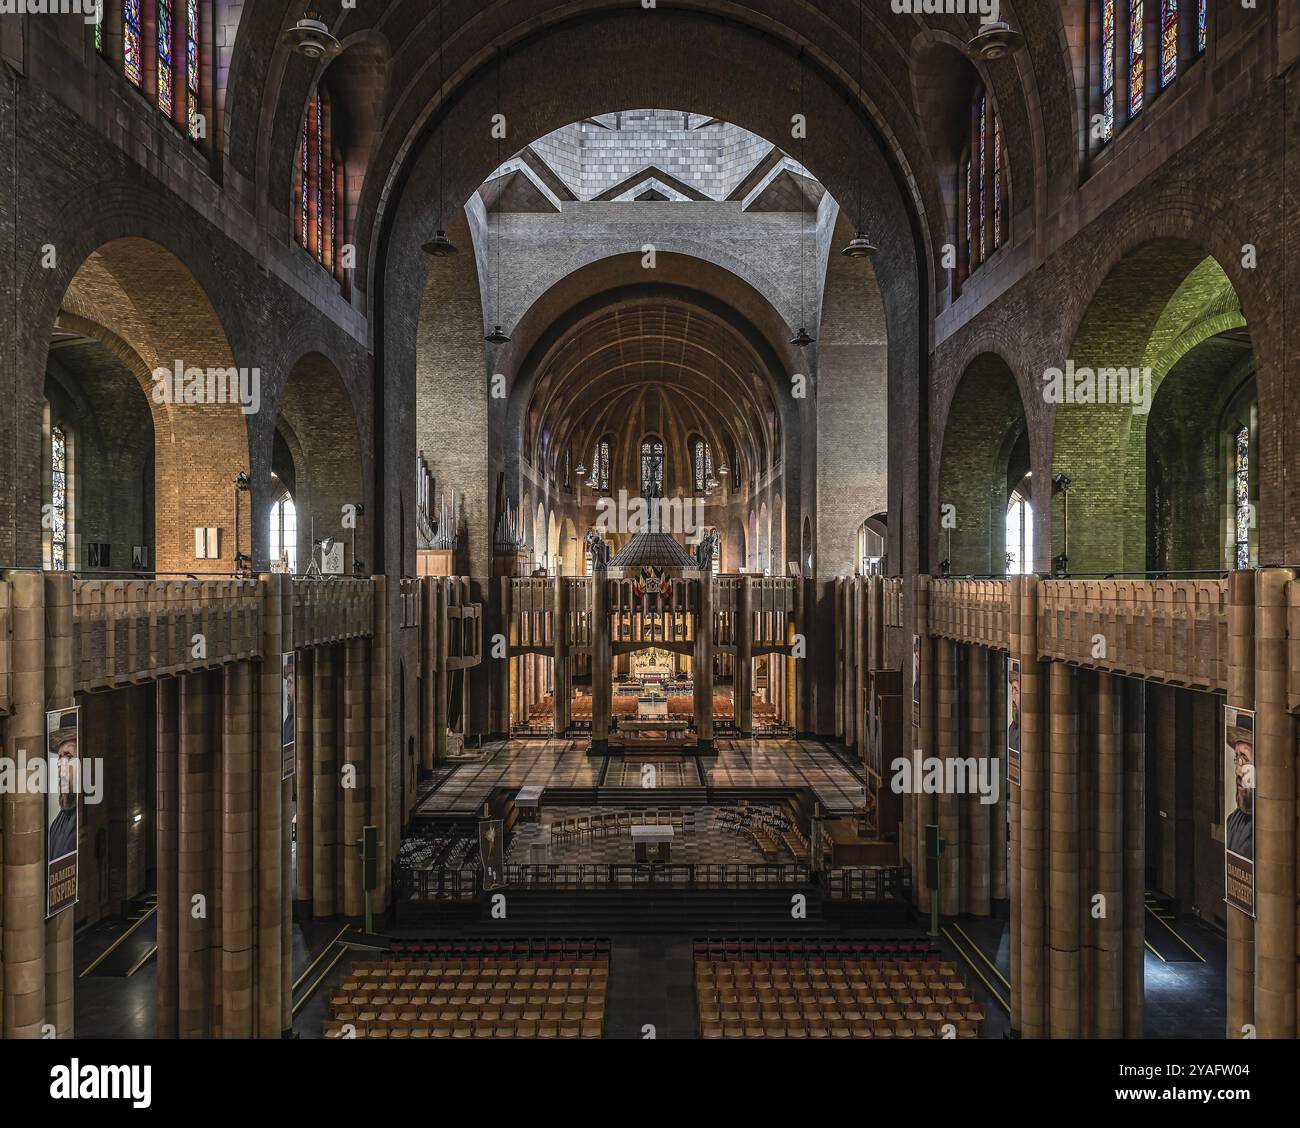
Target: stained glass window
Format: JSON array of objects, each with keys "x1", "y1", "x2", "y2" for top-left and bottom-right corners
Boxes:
[
  {"x1": 123, "y1": 0, "x2": 142, "y2": 87},
  {"x1": 640, "y1": 439, "x2": 664, "y2": 497},
  {"x1": 1160, "y1": 0, "x2": 1178, "y2": 88},
  {"x1": 1102, "y1": 0, "x2": 1116, "y2": 141},
  {"x1": 157, "y1": 0, "x2": 174, "y2": 115},
  {"x1": 594, "y1": 438, "x2": 610, "y2": 492},
  {"x1": 1234, "y1": 423, "x2": 1250, "y2": 569},
  {"x1": 977, "y1": 94, "x2": 987, "y2": 264},
  {"x1": 95, "y1": 11, "x2": 103, "y2": 53},
  {"x1": 692, "y1": 439, "x2": 714, "y2": 492},
  {"x1": 186, "y1": 0, "x2": 201, "y2": 139},
  {"x1": 993, "y1": 115, "x2": 1003, "y2": 250},
  {"x1": 51, "y1": 425, "x2": 68, "y2": 572},
  {"x1": 1197, "y1": 0, "x2": 1207, "y2": 54},
  {"x1": 1129, "y1": 1, "x2": 1145, "y2": 118},
  {"x1": 294, "y1": 94, "x2": 342, "y2": 278},
  {"x1": 964, "y1": 157, "x2": 973, "y2": 272}
]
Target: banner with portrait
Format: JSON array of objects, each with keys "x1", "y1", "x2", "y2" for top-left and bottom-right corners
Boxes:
[
  {"x1": 1224, "y1": 705, "x2": 1255, "y2": 916},
  {"x1": 281, "y1": 653, "x2": 296, "y2": 782},
  {"x1": 46, "y1": 706, "x2": 80, "y2": 918},
  {"x1": 1006, "y1": 658, "x2": 1022, "y2": 788}
]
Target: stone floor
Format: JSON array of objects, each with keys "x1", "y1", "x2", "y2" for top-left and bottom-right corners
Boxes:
[{"x1": 705, "y1": 740, "x2": 868, "y2": 812}]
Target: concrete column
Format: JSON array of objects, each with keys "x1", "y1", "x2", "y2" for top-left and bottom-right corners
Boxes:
[
  {"x1": 1225, "y1": 569, "x2": 1255, "y2": 1039},
  {"x1": 1254, "y1": 568, "x2": 1295, "y2": 1038},
  {"x1": 911, "y1": 576, "x2": 932, "y2": 914},
  {"x1": 421, "y1": 580, "x2": 436, "y2": 770},
  {"x1": 1017, "y1": 575, "x2": 1046, "y2": 1038},
  {"x1": 2, "y1": 571, "x2": 46, "y2": 1038},
  {"x1": 1121, "y1": 676, "x2": 1146, "y2": 1039},
  {"x1": 553, "y1": 577, "x2": 568, "y2": 734},
  {"x1": 497, "y1": 577, "x2": 512, "y2": 735},
  {"x1": 965, "y1": 645, "x2": 991, "y2": 917},
  {"x1": 435, "y1": 580, "x2": 450, "y2": 763},
  {"x1": 43, "y1": 572, "x2": 74, "y2": 1039},
  {"x1": 221, "y1": 661, "x2": 254, "y2": 1037},
  {"x1": 793, "y1": 579, "x2": 807, "y2": 733},
  {"x1": 1095, "y1": 671, "x2": 1123, "y2": 1039},
  {"x1": 343, "y1": 638, "x2": 367, "y2": 917},
  {"x1": 369, "y1": 575, "x2": 390, "y2": 914},
  {"x1": 156, "y1": 676, "x2": 180, "y2": 1037},
  {"x1": 854, "y1": 579, "x2": 866, "y2": 753},
  {"x1": 178, "y1": 670, "x2": 214, "y2": 1038},
  {"x1": 295, "y1": 649, "x2": 314, "y2": 904},
  {"x1": 591, "y1": 577, "x2": 611, "y2": 751},
  {"x1": 991, "y1": 652, "x2": 1009, "y2": 903},
  {"x1": 736, "y1": 578, "x2": 754, "y2": 735},
  {"x1": 695, "y1": 573, "x2": 714, "y2": 747},
  {"x1": 312, "y1": 646, "x2": 338, "y2": 916},
  {"x1": 1047, "y1": 661, "x2": 1080, "y2": 1038},
  {"x1": 936, "y1": 638, "x2": 960, "y2": 916}
]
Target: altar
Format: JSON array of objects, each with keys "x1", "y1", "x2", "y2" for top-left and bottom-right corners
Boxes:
[{"x1": 630, "y1": 823, "x2": 674, "y2": 861}]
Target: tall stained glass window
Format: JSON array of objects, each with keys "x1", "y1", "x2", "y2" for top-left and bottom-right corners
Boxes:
[
  {"x1": 1160, "y1": 0, "x2": 1178, "y2": 88},
  {"x1": 1197, "y1": 0, "x2": 1208, "y2": 54},
  {"x1": 1129, "y1": 1, "x2": 1145, "y2": 118},
  {"x1": 1234, "y1": 423, "x2": 1250, "y2": 569},
  {"x1": 294, "y1": 94, "x2": 341, "y2": 278},
  {"x1": 1102, "y1": 0, "x2": 1116, "y2": 141},
  {"x1": 95, "y1": 11, "x2": 103, "y2": 53},
  {"x1": 157, "y1": 0, "x2": 174, "y2": 115},
  {"x1": 640, "y1": 439, "x2": 664, "y2": 497},
  {"x1": 51, "y1": 425, "x2": 68, "y2": 571},
  {"x1": 993, "y1": 115, "x2": 1003, "y2": 250},
  {"x1": 123, "y1": 0, "x2": 142, "y2": 87},
  {"x1": 692, "y1": 439, "x2": 713, "y2": 492},
  {"x1": 977, "y1": 94, "x2": 987, "y2": 264},
  {"x1": 964, "y1": 158, "x2": 973, "y2": 272},
  {"x1": 186, "y1": 0, "x2": 201, "y2": 139},
  {"x1": 592, "y1": 438, "x2": 610, "y2": 492}
]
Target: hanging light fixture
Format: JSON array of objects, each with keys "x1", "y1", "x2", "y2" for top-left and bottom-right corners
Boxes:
[
  {"x1": 790, "y1": 327, "x2": 814, "y2": 348},
  {"x1": 966, "y1": 19, "x2": 1025, "y2": 60},
  {"x1": 423, "y1": 4, "x2": 458, "y2": 257},
  {"x1": 575, "y1": 460, "x2": 587, "y2": 478},
  {"x1": 840, "y1": 3, "x2": 878, "y2": 260},
  {"x1": 281, "y1": 7, "x2": 342, "y2": 60},
  {"x1": 717, "y1": 461, "x2": 729, "y2": 477},
  {"x1": 485, "y1": 325, "x2": 510, "y2": 345}
]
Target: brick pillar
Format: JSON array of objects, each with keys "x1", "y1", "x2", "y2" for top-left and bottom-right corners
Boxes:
[
  {"x1": 1094, "y1": 671, "x2": 1123, "y2": 1038},
  {"x1": 695, "y1": 573, "x2": 714, "y2": 747},
  {"x1": 43, "y1": 573, "x2": 74, "y2": 1038},
  {"x1": 1253, "y1": 568, "x2": 1295, "y2": 1038},
  {"x1": 736, "y1": 578, "x2": 753, "y2": 736},
  {"x1": 2, "y1": 572, "x2": 46, "y2": 1037},
  {"x1": 256, "y1": 574, "x2": 288, "y2": 1038},
  {"x1": 156, "y1": 676, "x2": 179, "y2": 1037},
  {"x1": 1121, "y1": 676, "x2": 1146, "y2": 1038},
  {"x1": 343, "y1": 637, "x2": 367, "y2": 917},
  {"x1": 312, "y1": 645, "x2": 338, "y2": 917},
  {"x1": 1226, "y1": 569, "x2": 1255, "y2": 1039},
  {"x1": 178, "y1": 669, "x2": 214, "y2": 1038},
  {"x1": 221, "y1": 660, "x2": 254, "y2": 1037},
  {"x1": 1047, "y1": 660, "x2": 1080, "y2": 1038},
  {"x1": 965, "y1": 645, "x2": 991, "y2": 917},
  {"x1": 295, "y1": 648, "x2": 314, "y2": 904},
  {"x1": 1017, "y1": 574, "x2": 1046, "y2": 1038},
  {"x1": 936, "y1": 638, "x2": 960, "y2": 916}
]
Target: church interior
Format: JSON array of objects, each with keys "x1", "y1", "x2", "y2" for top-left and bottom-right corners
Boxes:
[{"x1": 0, "y1": 0, "x2": 1297, "y2": 1070}]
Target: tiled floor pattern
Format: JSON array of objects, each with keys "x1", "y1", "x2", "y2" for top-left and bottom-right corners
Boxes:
[
  {"x1": 507, "y1": 805, "x2": 779, "y2": 865},
  {"x1": 602, "y1": 759, "x2": 700, "y2": 788}
]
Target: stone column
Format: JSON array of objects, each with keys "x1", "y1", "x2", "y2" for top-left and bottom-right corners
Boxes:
[
  {"x1": 1225, "y1": 569, "x2": 1255, "y2": 1039},
  {"x1": 435, "y1": 580, "x2": 450, "y2": 763},
  {"x1": 156, "y1": 676, "x2": 180, "y2": 1037},
  {"x1": 965, "y1": 645, "x2": 991, "y2": 917},
  {"x1": 695, "y1": 573, "x2": 714, "y2": 747},
  {"x1": 369, "y1": 575, "x2": 390, "y2": 915},
  {"x1": 1121, "y1": 676, "x2": 1146, "y2": 1039},
  {"x1": 295, "y1": 649, "x2": 314, "y2": 904},
  {"x1": 591, "y1": 577, "x2": 611, "y2": 751},
  {"x1": 911, "y1": 576, "x2": 932, "y2": 914},
  {"x1": 736, "y1": 577, "x2": 753, "y2": 736},
  {"x1": 784, "y1": 583, "x2": 797, "y2": 732},
  {"x1": 553, "y1": 576, "x2": 569, "y2": 734},
  {"x1": 793, "y1": 578, "x2": 807, "y2": 733},
  {"x1": 2, "y1": 571, "x2": 46, "y2": 1038},
  {"x1": 1253, "y1": 568, "x2": 1295, "y2": 1038},
  {"x1": 312, "y1": 645, "x2": 338, "y2": 917},
  {"x1": 991, "y1": 651, "x2": 1009, "y2": 903},
  {"x1": 421, "y1": 580, "x2": 436, "y2": 770},
  {"x1": 935, "y1": 638, "x2": 960, "y2": 916},
  {"x1": 256, "y1": 574, "x2": 288, "y2": 1038},
  {"x1": 1017, "y1": 575, "x2": 1046, "y2": 1038},
  {"x1": 43, "y1": 572, "x2": 74, "y2": 1039},
  {"x1": 1047, "y1": 660, "x2": 1080, "y2": 1038},
  {"x1": 221, "y1": 660, "x2": 254, "y2": 1037},
  {"x1": 1094, "y1": 671, "x2": 1123, "y2": 1039},
  {"x1": 497, "y1": 577, "x2": 512, "y2": 735},
  {"x1": 343, "y1": 637, "x2": 367, "y2": 917},
  {"x1": 178, "y1": 670, "x2": 214, "y2": 1038}
]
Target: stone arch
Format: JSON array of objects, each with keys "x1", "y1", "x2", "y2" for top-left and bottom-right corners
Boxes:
[
  {"x1": 937, "y1": 352, "x2": 1032, "y2": 575},
  {"x1": 26, "y1": 236, "x2": 252, "y2": 573},
  {"x1": 270, "y1": 351, "x2": 367, "y2": 575},
  {"x1": 1052, "y1": 239, "x2": 1257, "y2": 574}
]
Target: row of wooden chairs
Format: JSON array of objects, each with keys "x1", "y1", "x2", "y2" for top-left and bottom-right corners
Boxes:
[
  {"x1": 697, "y1": 998, "x2": 984, "y2": 1025},
  {"x1": 324, "y1": 1018, "x2": 603, "y2": 1039},
  {"x1": 550, "y1": 810, "x2": 695, "y2": 843},
  {"x1": 701, "y1": 1018, "x2": 981, "y2": 1039}
]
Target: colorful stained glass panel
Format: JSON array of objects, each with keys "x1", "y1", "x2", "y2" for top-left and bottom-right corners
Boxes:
[
  {"x1": 1129, "y1": 1, "x2": 1145, "y2": 117},
  {"x1": 158, "y1": 0, "x2": 174, "y2": 115},
  {"x1": 123, "y1": 0, "x2": 142, "y2": 87},
  {"x1": 1160, "y1": 0, "x2": 1178, "y2": 88}
]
